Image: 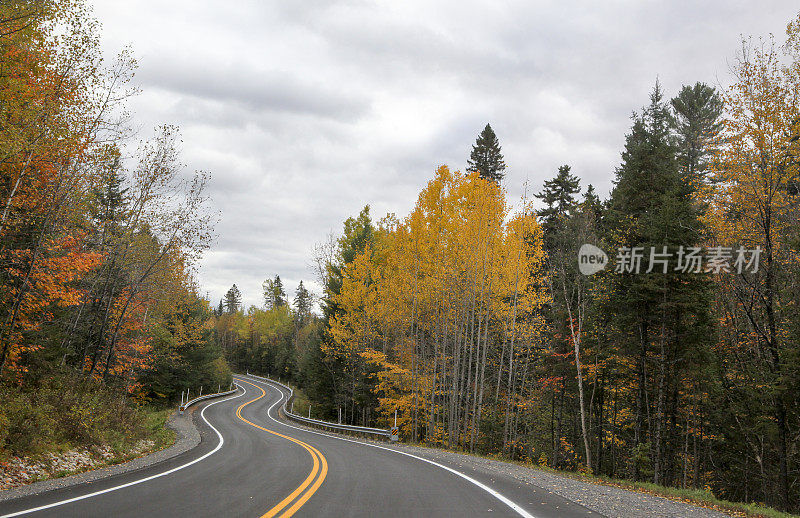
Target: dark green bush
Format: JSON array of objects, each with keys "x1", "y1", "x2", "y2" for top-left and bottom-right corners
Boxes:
[{"x1": 0, "y1": 369, "x2": 148, "y2": 457}]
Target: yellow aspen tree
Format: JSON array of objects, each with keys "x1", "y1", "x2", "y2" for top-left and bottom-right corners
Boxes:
[{"x1": 330, "y1": 165, "x2": 549, "y2": 450}]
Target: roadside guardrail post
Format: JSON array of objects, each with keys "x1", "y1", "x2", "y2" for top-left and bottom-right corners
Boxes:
[
  {"x1": 180, "y1": 385, "x2": 238, "y2": 413},
  {"x1": 390, "y1": 409, "x2": 399, "y2": 442}
]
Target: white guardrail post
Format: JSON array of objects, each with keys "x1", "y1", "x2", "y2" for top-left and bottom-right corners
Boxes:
[
  {"x1": 179, "y1": 384, "x2": 238, "y2": 414},
  {"x1": 242, "y1": 373, "x2": 394, "y2": 442}
]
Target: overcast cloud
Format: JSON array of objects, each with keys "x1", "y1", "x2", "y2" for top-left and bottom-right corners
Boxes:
[{"x1": 90, "y1": 0, "x2": 799, "y2": 308}]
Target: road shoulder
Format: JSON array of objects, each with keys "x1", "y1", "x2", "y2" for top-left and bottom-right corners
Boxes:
[
  {"x1": 378, "y1": 443, "x2": 731, "y2": 518},
  {"x1": 273, "y1": 411, "x2": 731, "y2": 518}
]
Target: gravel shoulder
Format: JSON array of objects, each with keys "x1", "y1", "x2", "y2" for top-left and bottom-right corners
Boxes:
[
  {"x1": 0, "y1": 409, "x2": 200, "y2": 503},
  {"x1": 380, "y1": 442, "x2": 731, "y2": 518}
]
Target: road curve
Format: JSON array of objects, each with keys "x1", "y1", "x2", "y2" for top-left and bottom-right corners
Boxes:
[
  {"x1": 0, "y1": 375, "x2": 600, "y2": 517},
  {"x1": 236, "y1": 375, "x2": 598, "y2": 518}
]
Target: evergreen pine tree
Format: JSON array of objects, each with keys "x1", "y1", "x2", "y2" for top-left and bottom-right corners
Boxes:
[
  {"x1": 263, "y1": 275, "x2": 287, "y2": 310},
  {"x1": 605, "y1": 82, "x2": 713, "y2": 484},
  {"x1": 580, "y1": 184, "x2": 604, "y2": 225},
  {"x1": 467, "y1": 123, "x2": 507, "y2": 183},
  {"x1": 224, "y1": 284, "x2": 242, "y2": 314},
  {"x1": 293, "y1": 280, "x2": 313, "y2": 324},
  {"x1": 670, "y1": 82, "x2": 723, "y2": 181},
  {"x1": 92, "y1": 156, "x2": 128, "y2": 230},
  {"x1": 273, "y1": 276, "x2": 286, "y2": 307},
  {"x1": 535, "y1": 164, "x2": 599, "y2": 472},
  {"x1": 535, "y1": 164, "x2": 581, "y2": 242}
]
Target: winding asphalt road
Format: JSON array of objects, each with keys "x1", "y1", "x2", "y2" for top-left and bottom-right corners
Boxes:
[{"x1": 0, "y1": 375, "x2": 599, "y2": 517}]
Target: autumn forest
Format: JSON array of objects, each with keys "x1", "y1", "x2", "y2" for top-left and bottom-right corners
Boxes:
[{"x1": 2, "y1": 1, "x2": 800, "y2": 514}]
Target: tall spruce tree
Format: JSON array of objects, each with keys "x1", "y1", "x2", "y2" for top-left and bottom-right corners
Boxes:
[
  {"x1": 91, "y1": 156, "x2": 128, "y2": 237},
  {"x1": 293, "y1": 280, "x2": 313, "y2": 324},
  {"x1": 535, "y1": 164, "x2": 581, "y2": 241},
  {"x1": 275, "y1": 276, "x2": 286, "y2": 307},
  {"x1": 605, "y1": 82, "x2": 713, "y2": 484},
  {"x1": 536, "y1": 165, "x2": 600, "y2": 472},
  {"x1": 467, "y1": 123, "x2": 507, "y2": 183},
  {"x1": 580, "y1": 184, "x2": 604, "y2": 226},
  {"x1": 670, "y1": 82, "x2": 723, "y2": 181},
  {"x1": 224, "y1": 284, "x2": 242, "y2": 314},
  {"x1": 263, "y1": 275, "x2": 287, "y2": 310}
]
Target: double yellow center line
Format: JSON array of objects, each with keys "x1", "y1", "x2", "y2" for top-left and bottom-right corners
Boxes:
[{"x1": 234, "y1": 377, "x2": 328, "y2": 518}]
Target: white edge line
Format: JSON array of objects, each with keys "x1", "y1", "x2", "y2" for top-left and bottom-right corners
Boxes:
[
  {"x1": 236, "y1": 375, "x2": 537, "y2": 518},
  {"x1": 0, "y1": 386, "x2": 246, "y2": 518}
]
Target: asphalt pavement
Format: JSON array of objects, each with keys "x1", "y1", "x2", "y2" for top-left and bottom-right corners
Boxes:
[{"x1": 0, "y1": 375, "x2": 599, "y2": 518}]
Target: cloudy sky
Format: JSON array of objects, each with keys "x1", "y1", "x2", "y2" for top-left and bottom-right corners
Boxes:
[{"x1": 90, "y1": 0, "x2": 798, "y2": 308}]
